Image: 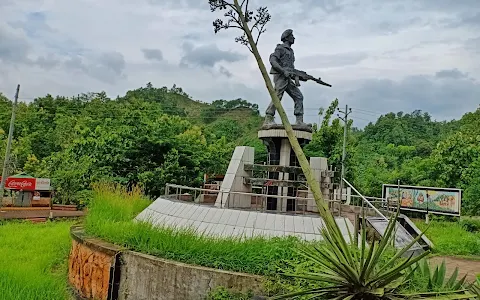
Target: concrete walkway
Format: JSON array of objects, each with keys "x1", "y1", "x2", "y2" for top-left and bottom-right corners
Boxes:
[
  {"x1": 429, "y1": 256, "x2": 480, "y2": 283},
  {"x1": 0, "y1": 208, "x2": 84, "y2": 221}
]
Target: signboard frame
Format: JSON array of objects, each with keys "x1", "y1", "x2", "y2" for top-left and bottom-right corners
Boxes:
[{"x1": 382, "y1": 184, "x2": 462, "y2": 216}]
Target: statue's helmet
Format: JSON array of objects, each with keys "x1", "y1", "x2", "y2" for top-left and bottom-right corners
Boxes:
[{"x1": 280, "y1": 29, "x2": 293, "y2": 42}]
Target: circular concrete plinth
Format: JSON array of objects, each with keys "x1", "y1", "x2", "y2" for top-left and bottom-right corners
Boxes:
[{"x1": 258, "y1": 128, "x2": 312, "y2": 140}]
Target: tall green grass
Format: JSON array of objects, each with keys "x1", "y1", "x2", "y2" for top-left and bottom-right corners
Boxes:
[
  {"x1": 0, "y1": 220, "x2": 73, "y2": 300},
  {"x1": 414, "y1": 220, "x2": 480, "y2": 257},
  {"x1": 84, "y1": 183, "x2": 305, "y2": 276}
]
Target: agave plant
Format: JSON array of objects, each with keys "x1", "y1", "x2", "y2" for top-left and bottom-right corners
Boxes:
[
  {"x1": 470, "y1": 278, "x2": 480, "y2": 297},
  {"x1": 270, "y1": 208, "x2": 477, "y2": 299},
  {"x1": 408, "y1": 259, "x2": 468, "y2": 293}
]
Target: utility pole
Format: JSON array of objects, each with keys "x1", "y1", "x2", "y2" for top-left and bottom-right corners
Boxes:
[
  {"x1": 0, "y1": 84, "x2": 20, "y2": 204},
  {"x1": 337, "y1": 104, "x2": 352, "y2": 202}
]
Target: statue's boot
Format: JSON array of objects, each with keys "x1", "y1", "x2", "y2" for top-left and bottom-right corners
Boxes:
[
  {"x1": 263, "y1": 114, "x2": 275, "y2": 126},
  {"x1": 295, "y1": 114, "x2": 312, "y2": 127}
]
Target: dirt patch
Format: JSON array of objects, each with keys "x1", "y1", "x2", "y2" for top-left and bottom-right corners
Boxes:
[{"x1": 428, "y1": 256, "x2": 480, "y2": 283}]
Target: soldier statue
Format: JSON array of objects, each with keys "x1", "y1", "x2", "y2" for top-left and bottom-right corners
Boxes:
[{"x1": 263, "y1": 29, "x2": 331, "y2": 127}]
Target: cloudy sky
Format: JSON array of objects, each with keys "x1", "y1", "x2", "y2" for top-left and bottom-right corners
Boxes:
[{"x1": 1, "y1": 0, "x2": 479, "y2": 127}]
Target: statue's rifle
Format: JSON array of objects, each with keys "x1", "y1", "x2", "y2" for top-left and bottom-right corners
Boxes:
[{"x1": 285, "y1": 68, "x2": 332, "y2": 87}]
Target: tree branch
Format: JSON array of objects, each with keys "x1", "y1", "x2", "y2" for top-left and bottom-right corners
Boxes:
[{"x1": 208, "y1": 0, "x2": 269, "y2": 51}]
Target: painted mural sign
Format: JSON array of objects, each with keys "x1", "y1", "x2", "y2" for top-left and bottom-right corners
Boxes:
[{"x1": 382, "y1": 184, "x2": 461, "y2": 216}]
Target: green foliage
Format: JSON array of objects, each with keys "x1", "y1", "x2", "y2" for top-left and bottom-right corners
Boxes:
[
  {"x1": 460, "y1": 218, "x2": 480, "y2": 233},
  {"x1": 0, "y1": 83, "x2": 248, "y2": 206},
  {"x1": 347, "y1": 106, "x2": 480, "y2": 216},
  {"x1": 414, "y1": 220, "x2": 480, "y2": 257},
  {"x1": 407, "y1": 259, "x2": 468, "y2": 293},
  {"x1": 0, "y1": 220, "x2": 73, "y2": 300},
  {"x1": 201, "y1": 98, "x2": 259, "y2": 123},
  {"x1": 1, "y1": 83, "x2": 479, "y2": 215}
]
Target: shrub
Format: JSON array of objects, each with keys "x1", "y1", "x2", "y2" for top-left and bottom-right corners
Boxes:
[{"x1": 460, "y1": 218, "x2": 480, "y2": 233}]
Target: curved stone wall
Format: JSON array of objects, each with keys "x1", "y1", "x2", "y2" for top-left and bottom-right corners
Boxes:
[{"x1": 68, "y1": 226, "x2": 263, "y2": 300}]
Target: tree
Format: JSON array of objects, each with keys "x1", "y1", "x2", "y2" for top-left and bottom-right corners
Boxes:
[{"x1": 304, "y1": 98, "x2": 356, "y2": 181}]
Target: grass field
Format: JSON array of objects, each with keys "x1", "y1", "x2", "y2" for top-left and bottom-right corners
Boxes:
[
  {"x1": 414, "y1": 219, "x2": 480, "y2": 257},
  {"x1": 0, "y1": 220, "x2": 73, "y2": 300}
]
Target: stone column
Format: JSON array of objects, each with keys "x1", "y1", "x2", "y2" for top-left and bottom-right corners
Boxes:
[{"x1": 258, "y1": 125, "x2": 313, "y2": 213}]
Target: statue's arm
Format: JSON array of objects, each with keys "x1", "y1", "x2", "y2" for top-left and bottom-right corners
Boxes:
[{"x1": 269, "y1": 47, "x2": 285, "y2": 74}]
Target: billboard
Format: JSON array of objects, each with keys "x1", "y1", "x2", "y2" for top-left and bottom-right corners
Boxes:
[
  {"x1": 0, "y1": 177, "x2": 51, "y2": 191},
  {"x1": 5, "y1": 177, "x2": 36, "y2": 191},
  {"x1": 382, "y1": 184, "x2": 461, "y2": 216}
]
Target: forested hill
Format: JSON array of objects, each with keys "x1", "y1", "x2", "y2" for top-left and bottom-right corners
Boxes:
[{"x1": 0, "y1": 83, "x2": 479, "y2": 215}]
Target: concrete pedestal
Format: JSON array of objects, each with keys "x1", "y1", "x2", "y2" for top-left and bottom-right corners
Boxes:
[
  {"x1": 258, "y1": 127, "x2": 312, "y2": 212},
  {"x1": 214, "y1": 125, "x2": 334, "y2": 212},
  {"x1": 214, "y1": 146, "x2": 254, "y2": 208}
]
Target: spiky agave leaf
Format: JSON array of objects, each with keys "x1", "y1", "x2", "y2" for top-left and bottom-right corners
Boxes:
[{"x1": 271, "y1": 206, "x2": 475, "y2": 299}]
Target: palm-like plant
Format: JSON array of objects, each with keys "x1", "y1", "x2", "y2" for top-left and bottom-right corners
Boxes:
[
  {"x1": 410, "y1": 259, "x2": 468, "y2": 293},
  {"x1": 270, "y1": 208, "x2": 475, "y2": 299},
  {"x1": 470, "y1": 278, "x2": 480, "y2": 297}
]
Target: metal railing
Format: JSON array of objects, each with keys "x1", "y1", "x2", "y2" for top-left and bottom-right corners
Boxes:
[
  {"x1": 164, "y1": 183, "x2": 343, "y2": 217},
  {"x1": 342, "y1": 178, "x2": 389, "y2": 221}
]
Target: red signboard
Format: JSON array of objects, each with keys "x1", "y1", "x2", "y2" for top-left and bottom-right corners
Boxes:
[
  {"x1": 0, "y1": 177, "x2": 37, "y2": 191},
  {"x1": 6, "y1": 178, "x2": 36, "y2": 191}
]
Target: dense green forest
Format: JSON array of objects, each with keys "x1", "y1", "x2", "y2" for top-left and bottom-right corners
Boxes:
[{"x1": 0, "y1": 83, "x2": 479, "y2": 215}]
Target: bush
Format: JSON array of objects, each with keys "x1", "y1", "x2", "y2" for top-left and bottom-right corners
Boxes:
[{"x1": 460, "y1": 218, "x2": 480, "y2": 233}]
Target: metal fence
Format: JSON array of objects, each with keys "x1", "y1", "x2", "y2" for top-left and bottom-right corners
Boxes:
[{"x1": 164, "y1": 183, "x2": 343, "y2": 217}]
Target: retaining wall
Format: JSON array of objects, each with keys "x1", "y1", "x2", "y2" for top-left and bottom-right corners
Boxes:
[{"x1": 68, "y1": 226, "x2": 264, "y2": 300}]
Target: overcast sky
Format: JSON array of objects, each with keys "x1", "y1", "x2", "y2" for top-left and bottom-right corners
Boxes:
[{"x1": 1, "y1": 0, "x2": 479, "y2": 127}]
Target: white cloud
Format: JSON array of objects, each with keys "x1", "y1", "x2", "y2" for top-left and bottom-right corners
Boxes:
[{"x1": 0, "y1": 0, "x2": 479, "y2": 126}]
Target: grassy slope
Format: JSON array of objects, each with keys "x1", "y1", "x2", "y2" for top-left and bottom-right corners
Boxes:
[
  {"x1": 414, "y1": 220, "x2": 480, "y2": 257},
  {"x1": 172, "y1": 93, "x2": 208, "y2": 120},
  {"x1": 208, "y1": 109, "x2": 263, "y2": 138},
  {"x1": 0, "y1": 221, "x2": 73, "y2": 300},
  {"x1": 175, "y1": 93, "x2": 263, "y2": 142}
]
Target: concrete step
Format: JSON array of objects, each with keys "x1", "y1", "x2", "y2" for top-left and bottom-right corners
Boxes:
[
  {"x1": 52, "y1": 204, "x2": 78, "y2": 211},
  {"x1": 26, "y1": 217, "x2": 47, "y2": 223}
]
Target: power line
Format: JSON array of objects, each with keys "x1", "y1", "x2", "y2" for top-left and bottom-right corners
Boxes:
[
  {"x1": 350, "y1": 107, "x2": 385, "y2": 116},
  {"x1": 350, "y1": 114, "x2": 376, "y2": 123}
]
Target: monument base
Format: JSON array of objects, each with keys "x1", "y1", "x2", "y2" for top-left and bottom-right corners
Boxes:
[{"x1": 260, "y1": 123, "x2": 313, "y2": 133}]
